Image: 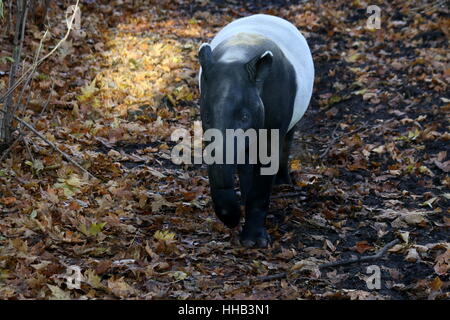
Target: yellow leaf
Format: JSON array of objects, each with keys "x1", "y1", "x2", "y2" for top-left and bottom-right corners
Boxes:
[
  {"x1": 290, "y1": 160, "x2": 301, "y2": 171},
  {"x1": 154, "y1": 230, "x2": 176, "y2": 241},
  {"x1": 346, "y1": 53, "x2": 361, "y2": 63},
  {"x1": 430, "y1": 277, "x2": 443, "y2": 292},
  {"x1": 421, "y1": 197, "x2": 437, "y2": 208},
  {"x1": 48, "y1": 285, "x2": 71, "y2": 300},
  {"x1": 66, "y1": 175, "x2": 83, "y2": 187},
  {"x1": 399, "y1": 231, "x2": 409, "y2": 244},
  {"x1": 418, "y1": 165, "x2": 434, "y2": 177},
  {"x1": 77, "y1": 80, "x2": 98, "y2": 102},
  {"x1": 84, "y1": 269, "x2": 104, "y2": 289},
  {"x1": 170, "y1": 271, "x2": 188, "y2": 281}
]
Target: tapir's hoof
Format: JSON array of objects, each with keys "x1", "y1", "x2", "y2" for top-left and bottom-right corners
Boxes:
[{"x1": 240, "y1": 227, "x2": 270, "y2": 248}]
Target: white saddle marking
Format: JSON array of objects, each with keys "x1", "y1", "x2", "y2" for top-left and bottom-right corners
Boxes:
[{"x1": 199, "y1": 14, "x2": 314, "y2": 131}]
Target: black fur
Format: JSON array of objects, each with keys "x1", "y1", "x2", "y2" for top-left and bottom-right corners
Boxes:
[{"x1": 199, "y1": 35, "x2": 297, "y2": 247}]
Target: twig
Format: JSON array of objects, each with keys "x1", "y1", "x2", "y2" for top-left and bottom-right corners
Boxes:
[
  {"x1": 17, "y1": 27, "x2": 48, "y2": 115},
  {"x1": 256, "y1": 274, "x2": 332, "y2": 284},
  {"x1": 1, "y1": 0, "x2": 28, "y2": 141},
  {"x1": 320, "y1": 121, "x2": 373, "y2": 159},
  {"x1": 256, "y1": 239, "x2": 400, "y2": 282},
  {"x1": 39, "y1": 81, "x2": 54, "y2": 115},
  {"x1": 319, "y1": 239, "x2": 400, "y2": 269},
  {"x1": 294, "y1": 218, "x2": 335, "y2": 231},
  {"x1": 0, "y1": 0, "x2": 80, "y2": 104},
  {"x1": 411, "y1": 0, "x2": 446, "y2": 13},
  {"x1": 319, "y1": 122, "x2": 340, "y2": 159},
  {"x1": 271, "y1": 192, "x2": 307, "y2": 200},
  {"x1": 0, "y1": 132, "x2": 24, "y2": 163},
  {"x1": 0, "y1": 108, "x2": 96, "y2": 180},
  {"x1": 23, "y1": 136, "x2": 35, "y2": 163},
  {"x1": 0, "y1": 1, "x2": 92, "y2": 179},
  {"x1": 257, "y1": 273, "x2": 287, "y2": 282}
]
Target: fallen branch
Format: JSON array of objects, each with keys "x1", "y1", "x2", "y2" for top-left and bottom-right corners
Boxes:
[
  {"x1": 319, "y1": 121, "x2": 371, "y2": 159},
  {"x1": 0, "y1": 108, "x2": 96, "y2": 180},
  {"x1": 320, "y1": 122, "x2": 340, "y2": 159},
  {"x1": 256, "y1": 239, "x2": 400, "y2": 282},
  {"x1": 256, "y1": 273, "x2": 287, "y2": 282},
  {"x1": 256, "y1": 274, "x2": 332, "y2": 284},
  {"x1": 319, "y1": 239, "x2": 400, "y2": 269},
  {"x1": 411, "y1": 0, "x2": 446, "y2": 13},
  {"x1": 271, "y1": 192, "x2": 307, "y2": 200},
  {"x1": 294, "y1": 218, "x2": 335, "y2": 231}
]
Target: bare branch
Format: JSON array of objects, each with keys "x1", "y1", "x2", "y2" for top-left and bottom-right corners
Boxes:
[
  {"x1": 0, "y1": 0, "x2": 80, "y2": 104},
  {"x1": 0, "y1": 108, "x2": 97, "y2": 180},
  {"x1": 1, "y1": 0, "x2": 28, "y2": 142},
  {"x1": 271, "y1": 192, "x2": 307, "y2": 200},
  {"x1": 16, "y1": 28, "x2": 48, "y2": 115},
  {"x1": 256, "y1": 239, "x2": 401, "y2": 282},
  {"x1": 319, "y1": 239, "x2": 400, "y2": 269}
]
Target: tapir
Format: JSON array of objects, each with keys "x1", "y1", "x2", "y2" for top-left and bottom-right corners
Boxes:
[{"x1": 198, "y1": 14, "x2": 314, "y2": 247}]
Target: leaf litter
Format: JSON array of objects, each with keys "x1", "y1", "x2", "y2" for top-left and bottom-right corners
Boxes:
[{"x1": 0, "y1": 0, "x2": 448, "y2": 300}]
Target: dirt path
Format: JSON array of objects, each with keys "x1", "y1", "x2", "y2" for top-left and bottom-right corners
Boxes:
[{"x1": 0, "y1": 0, "x2": 448, "y2": 299}]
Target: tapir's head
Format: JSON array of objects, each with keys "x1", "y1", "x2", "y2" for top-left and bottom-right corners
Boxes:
[
  {"x1": 198, "y1": 43, "x2": 273, "y2": 228},
  {"x1": 198, "y1": 43, "x2": 273, "y2": 132}
]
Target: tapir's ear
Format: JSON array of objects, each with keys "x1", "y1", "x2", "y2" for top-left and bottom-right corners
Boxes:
[
  {"x1": 198, "y1": 43, "x2": 213, "y2": 69},
  {"x1": 246, "y1": 51, "x2": 273, "y2": 84}
]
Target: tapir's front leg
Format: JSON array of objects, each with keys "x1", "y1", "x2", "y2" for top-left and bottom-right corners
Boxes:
[
  {"x1": 240, "y1": 129, "x2": 286, "y2": 247},
  {"x1": 240, "y1": 168, "x2": 276, "y2": 248}
]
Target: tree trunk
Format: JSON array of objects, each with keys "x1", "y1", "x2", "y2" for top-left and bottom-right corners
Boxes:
[{"x1": 0, "y1": 0, "x2": 28, "y2": 145}]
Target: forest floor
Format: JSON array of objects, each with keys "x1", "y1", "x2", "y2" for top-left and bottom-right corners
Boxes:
[{"x1": 0, "y1": 0, "x2": 449, "y2": 299}]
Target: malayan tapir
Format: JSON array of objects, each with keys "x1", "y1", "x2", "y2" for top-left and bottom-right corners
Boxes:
[{"x1": 198, "y1": 14, "x2": 314, "y2": 247}]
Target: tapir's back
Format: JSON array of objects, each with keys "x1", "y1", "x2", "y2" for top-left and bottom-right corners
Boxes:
[{"x1": 209, "y1": 14, "x2": 314, "y2": 131}]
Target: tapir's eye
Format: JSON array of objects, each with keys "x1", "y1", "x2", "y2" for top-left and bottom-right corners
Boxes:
[{"x1": 241, "y1": 111, "x2": 250, "y2": 123}]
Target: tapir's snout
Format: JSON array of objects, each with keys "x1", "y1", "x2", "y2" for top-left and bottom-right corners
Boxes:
[
  {"x1": 208, "y1": 164, "x2": 241, "y2": 228},
  {"x1": 210, "y1": 187, "x2": 241, "y2": 228}
]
